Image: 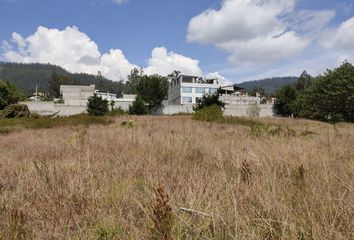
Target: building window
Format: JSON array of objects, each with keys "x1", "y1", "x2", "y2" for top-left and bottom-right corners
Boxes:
[
  {"x1": 182, "y1": 97, "x2": 193, "y2": 104},
  {"x1": 182, "y1": 87, "x2": 192, "y2": 93},
  {"x1": 210, "y1": 88, "x2": 218, "y2": 94},
  {"x1": 196, "y1": 87, "x2": 205, "y2": 93}
]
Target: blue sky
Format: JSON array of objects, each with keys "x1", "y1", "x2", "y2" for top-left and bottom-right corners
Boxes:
[{"x1": 1, "y1": 0, "x2": 354, "y2": 83}]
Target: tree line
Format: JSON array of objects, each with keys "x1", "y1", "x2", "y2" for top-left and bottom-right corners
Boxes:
[{"x1": 275, "y1": 62, "x2": 354, "y2": 123}]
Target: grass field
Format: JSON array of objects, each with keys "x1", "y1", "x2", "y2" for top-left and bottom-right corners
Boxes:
[{"x1": 0, "y1": 115, "x2": 353, "y2": 239}]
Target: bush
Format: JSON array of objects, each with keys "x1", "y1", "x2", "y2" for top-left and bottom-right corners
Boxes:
[
  {"x1": 193, "y1": 104, "x2": 224, "y2": 122},
  {"x1": 1, "y1": 104, "x2": 30, "y2": 118},
  {"x1": 193, "y1": 91, "x2": 225, "y2": 112},
  {"x1": 87, "y1": 94, "x2": 109, "y2": 116},
  {"x1": 129, "y1": 96, "x2": 148, "y2": 115},
  {"x1": 109, "y1": 107, "x2": 126, "y2": 116}
]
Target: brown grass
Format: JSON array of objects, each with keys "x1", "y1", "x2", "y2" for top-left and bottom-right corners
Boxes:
[{"x1": 0, "y1": 116, "x2": 353, "y2": 239}]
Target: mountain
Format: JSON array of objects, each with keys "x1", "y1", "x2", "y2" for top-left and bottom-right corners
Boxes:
[
  {"x1": 236, "y1": 77, "x2": 299, "y2": 95},
  {"x1": 0, "y1": 62, "x2": 130, "y2": 96}
]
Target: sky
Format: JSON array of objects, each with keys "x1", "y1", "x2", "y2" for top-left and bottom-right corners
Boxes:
[{"x1": 1, "y1": 0, "x2": 354, "y2": 83}]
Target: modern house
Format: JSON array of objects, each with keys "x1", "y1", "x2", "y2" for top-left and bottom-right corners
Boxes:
[
  {"x1": 168, "y1": 75, "x2": 220, "y2": 105},
  {"x1": 160, "y1": 74, "x2": 276, "y2": 117}
]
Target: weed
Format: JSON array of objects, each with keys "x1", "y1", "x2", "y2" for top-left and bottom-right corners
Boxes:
[{"x1": 151, "y1": 186, "x2": 173, "y2": 240}]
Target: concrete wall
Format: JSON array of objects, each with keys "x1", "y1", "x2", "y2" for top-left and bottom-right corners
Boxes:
[
  {"x1": 224, "y1": 104, "x2": 276, "y2": 118},
  {"x1": 157, "y1": 103, "x2": 276, "y2": 117},
  {"x1": 20, "y1": 101, "x2": 55, "y2": 115},
  {"x1": 156, "y1": 104, "x2": 194, "y2": 115},
  {"x1": 20, "y1": 101, "x2": 87, "y2": 116},
  {"x1": 54, "y1": 105, "x2": 87, "y2": 116},
  {"x1": 113, "y1": 101, "x2": 132, "y2": 111}
]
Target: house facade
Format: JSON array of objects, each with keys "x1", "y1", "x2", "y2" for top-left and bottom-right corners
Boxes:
[
  {"x1": 60, "y1": 85, "x2": 95, "y2": 106},
  {"x1": 168, "y1": 75, "x2": 220, "y2": 105}
]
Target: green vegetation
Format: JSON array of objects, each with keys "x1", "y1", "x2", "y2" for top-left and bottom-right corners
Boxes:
[
  {"x1": 129, "y1": 95, "x2": 148, "y2": 115},
  {"x1": 275, "y1": 62, "x2": 354, "y2": 122},
  {"x1": 109, "y1": 107, "x2": 126, "y2": 116},
  {"x1": 0, "y1": 114, "x2": 113, "y2": 135},
  {"x1": 0, "y1": 80, "x2": 25, "y2": 110},
  {"x1": 275, "y1": 84, "x2": 298, "y2": 116},
  {"x1": 193, "y1": 104, "x2": 224, "y2": 122},
  {"x1": 87, "y1": 94, "x2": 109, "y2": 116},
  {"x1": 193, "y1": 90, "x2": 225, "y2": 111},
  {"x1": 0, "y1": 104, "x2": 30, "y2": 118},
  {"x1": 126, "y1": 68, "x2": 168, "y2": 113},
  {"x1": 135, "y1": 74, "x2": 168, "y2": 111}
]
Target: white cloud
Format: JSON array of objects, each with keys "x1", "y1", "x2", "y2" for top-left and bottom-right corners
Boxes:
[
  {"x1": 3, "y1": 26, "x2": 137, "y2": 81},
  {"x1": 143, "y1": 47, "x2": 203, "y2": 76},
  {"x1": 187, "y1": 0, "x2": 340, "y2": 65},
  {"x1": 323, "y1": 16, "x2": 354, "y2": 50},
  {"x1": 2, "y1": 26, "x2": 209, "y2": 81}
]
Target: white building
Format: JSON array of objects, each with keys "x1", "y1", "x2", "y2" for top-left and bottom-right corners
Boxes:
[
  {"x1": 95, "y1": 92, "x2": 136, "y2": 111},
  {"x1": 60, "y1": 85, "x2": 95, "y2": 106},
  {"x1": 168, "y1": 75, "x2": 220, "y2": 105}
]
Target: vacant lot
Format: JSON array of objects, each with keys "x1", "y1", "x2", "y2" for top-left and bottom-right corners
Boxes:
[{"x1": 0, "y1": 116, "x2": 353, "y2": 239}]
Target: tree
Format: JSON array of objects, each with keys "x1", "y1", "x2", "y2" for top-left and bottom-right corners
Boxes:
[
  {"x1": 296, "y1": 71, "x2": 313, "y2": 91},
  {"x1": 0, "y1": 80, "x2": 24, "y2": 110},
  {"x1": 49, "y1": 71, "x2": 73, "y2": 97},
  {"x1": 87, "y1": 94, "x2": 109, "y2": 116},
  {"x1": 135, "y1": 75, "x2": 169, "y2": 111},
  {"x1": 274, "y1": 84, "x2": 298, "y2": 116},
  {"x1": 129, "y1": 95, "x2": 148, "y2": 115},
  {"x1": 193, "y1": 90, "x2": 225, "y2": 111},
  {"x1": 0, "y1": 80, "x2": 9, "y2": 110},
  {"x1": 298, "y1": 62, "x2": 354, "y2": 122},
  {"x1": 127, "y1": 68, "x2": 144, "y2": 94}
]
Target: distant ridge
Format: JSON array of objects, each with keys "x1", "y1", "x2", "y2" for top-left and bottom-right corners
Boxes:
[
  {"x1": 236, "y1": 76, "x2": 299, "y2": 95},
  {"x1": 0, "y1": 62, "x2": 129, "y2": 96}
]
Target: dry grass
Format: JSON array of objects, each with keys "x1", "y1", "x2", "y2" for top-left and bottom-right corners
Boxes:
[{"x1": 0, "y1": 115, "x2": 353, "y2": 239}]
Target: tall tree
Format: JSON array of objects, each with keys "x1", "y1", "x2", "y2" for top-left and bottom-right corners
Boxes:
[
  {"x1": 296, "y1": 71, "x2": 313, "y2": 91},
  {"x1": 127, "y1": 68, "x2": 144, "y2": 94},
  {"x1": 274, "y1": 84, "x2": 298, "y2": 116},
  {"x1": 135, "y1": 75, "x2": 168, "y2": 111}
]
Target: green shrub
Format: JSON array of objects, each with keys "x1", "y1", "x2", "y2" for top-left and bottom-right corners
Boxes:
[
  {"x1": 129, "y1": 95, "x2": 148, "y2": 115},
  {"x1": 87, "y1": 94, "x2": 109, "y2": 116},
  {"x1": 193, "y1": 104, "x2": 224, "y2": 122},
  {"x1": 193, "y1": 91, "x2": 225, "y2": 111},
  {"x1": 1, "y1": 104, "x2": 30, "y2": 118},
  {"x1": 109, "y1": 107, "x2": 126, "y2": 116}
]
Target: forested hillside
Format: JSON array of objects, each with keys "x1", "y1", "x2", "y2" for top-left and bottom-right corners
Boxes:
[
  {"x1": 236, "y1": 76, "x2": 299, "y2": 95},
  {"x1": 0, "y1": 62, "x2": 130, "y2": 96}
]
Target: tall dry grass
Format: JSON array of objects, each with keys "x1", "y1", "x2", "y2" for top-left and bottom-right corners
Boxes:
[{"x1": 0, "y1": 116, "x2": 353, "y2": 239}]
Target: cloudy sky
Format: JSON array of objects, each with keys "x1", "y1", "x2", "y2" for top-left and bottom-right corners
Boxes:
[{"x1": 1, "y1": 0, "x2": 354, "y2": 83}]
